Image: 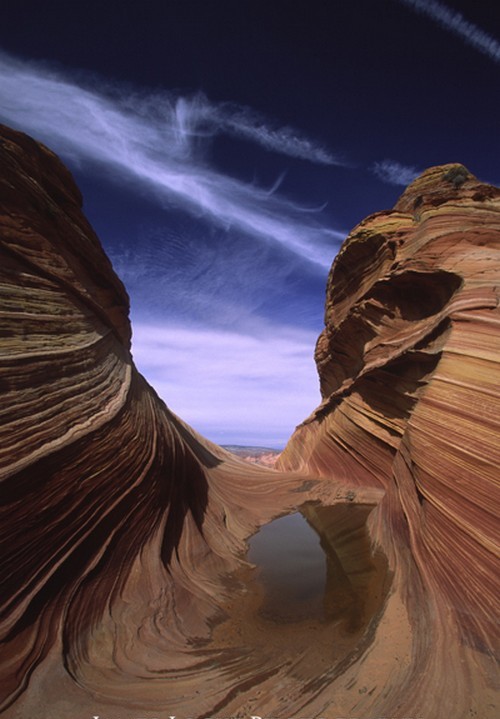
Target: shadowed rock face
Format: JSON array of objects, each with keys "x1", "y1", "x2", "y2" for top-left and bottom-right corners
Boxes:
[{"x1": 0, "y1": 125, "x2": 498, "y2": 718}]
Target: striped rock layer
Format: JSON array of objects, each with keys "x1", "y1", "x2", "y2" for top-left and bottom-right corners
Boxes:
[
  {"x1": 1, "y1": 125, "x2": 499, "y2": 718},
  {"x1": 278, "y1": 162, "x2": 500, "y2": 716}
]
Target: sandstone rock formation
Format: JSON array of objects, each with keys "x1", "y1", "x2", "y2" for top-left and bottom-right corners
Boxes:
[
  {"x1": 278, "y1": 163, "x2": 500, "y2": 716},
  {"x1": 1, "y1": 124, "x2": 498, "y2": 718}
]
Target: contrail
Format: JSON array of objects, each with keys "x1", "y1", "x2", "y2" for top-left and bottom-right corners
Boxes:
[
  {"x1": 397, "y1": 0, "x2": 500, "y2": 64},
  {"x1": 219, "y1": 104, "x2": 340, "y2": 165}
]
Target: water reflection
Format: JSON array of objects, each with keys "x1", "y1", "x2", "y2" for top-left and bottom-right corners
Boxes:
[
  {"x1": 247, "y1": 512, "x2": 326, "y2": 622},
  {"x1": 210, "y1": 501, "x2": 391, "y2": 685},
  {"x1": 247, "y1": 502, "x2": 389, "y2": 631}
]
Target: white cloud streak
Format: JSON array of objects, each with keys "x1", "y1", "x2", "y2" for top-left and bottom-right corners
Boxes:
[
  {"x1": 397, "y1": 0, "x2": 500, "y2": 64},
  {"x1": 220, "y1": 106, "x2": 340, "y2": 165},
  {"x1": 131, "y1": 322, "x2": 319, "y2": 447},
  {"x1": 170, "y1": 93, "x2": 341, "y2": 165},
  {"x1": 0, "y1": 52, "x2": 345, "y2": 269},
  {"x1": 372, "y1": 159, "x2": 420, "y2": 186}
]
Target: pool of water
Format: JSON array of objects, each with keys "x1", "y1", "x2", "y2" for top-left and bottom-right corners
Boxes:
[
  {"x1": 246, "y1": 503, "x2": 390, "y2": 629},
  {"x1": 247, "y1": 511, "x2": 327, "y2": 622},
  {"x1": 210, "y1": 502, "x2": 391, "y2": 683}
]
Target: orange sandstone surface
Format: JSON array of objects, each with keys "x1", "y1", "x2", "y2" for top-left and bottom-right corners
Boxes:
[{"x1": 0, "y1": 125, "x2": 499, "y2": 718}]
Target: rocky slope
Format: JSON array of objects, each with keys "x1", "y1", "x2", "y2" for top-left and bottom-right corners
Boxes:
[{"x1": 1, "y1": 125, "x2": 498, "y2": 718}]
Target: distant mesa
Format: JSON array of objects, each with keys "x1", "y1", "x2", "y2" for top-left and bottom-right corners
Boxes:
[
  {"x1": 0, "y1": 125, "x2": 499, "y2": 719},
  {"x1": 222, "y1": 445, "x2": 282, "y2": 467}
]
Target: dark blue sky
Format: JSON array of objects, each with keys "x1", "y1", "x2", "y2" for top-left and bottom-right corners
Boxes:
[{"x1": 1, "y1": 0, "x2": 499, "y2": 446}]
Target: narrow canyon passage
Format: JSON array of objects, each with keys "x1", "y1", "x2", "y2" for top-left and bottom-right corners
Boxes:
[{"x1": 1, "y1": 125, "x2": 498, "y2": 718}]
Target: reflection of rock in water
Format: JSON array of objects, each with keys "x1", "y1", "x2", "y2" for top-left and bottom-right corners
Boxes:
[
  {"x1": 1, "y1": 126, "x2": 499, "y2": 719},
  {"x1": 210, "y1": 502, "x2": 392, "y2": 686},
  {"x1": 248, "y1": 511, "x2": 327, "y2": 623},
  {"x1": 307, "y1": 503, "x2": 390, "y2": 633},
  {"x1": 246, "y1": 505, "x2": 390, "y2": 633}
]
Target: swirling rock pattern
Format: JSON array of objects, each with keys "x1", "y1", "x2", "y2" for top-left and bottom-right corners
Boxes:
[
  {"x1": 279, "y1": 163, "x2": 500, "y2": 717},
  {"x1": 1, "y1": 124, "x2": 498, "y2": 718},
  {"x1": 0, "y1": 125, "x2": 319, "y2": 716}
]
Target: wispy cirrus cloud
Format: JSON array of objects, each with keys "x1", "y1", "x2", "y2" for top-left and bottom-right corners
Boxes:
[
  {"x1": 0, "y1": 50, "x2": 339, "y2": 445},
  {"x1": 396, "y1": 0, "x2": 500, "y2": 64},
  {"x1": 371, "y1": 158, "x2": 420, "y2": 186},
  {"x1": 0, "y1": 51, "x2": 345, "y2": 269}
]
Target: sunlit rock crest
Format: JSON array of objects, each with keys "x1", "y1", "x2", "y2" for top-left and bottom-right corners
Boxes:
[
  {"x1": 0, "y1": 124, "x2": 498, "y2": 717},
  {"x1": 279, "y1": 163, "x2": 500, "y2": 716}
]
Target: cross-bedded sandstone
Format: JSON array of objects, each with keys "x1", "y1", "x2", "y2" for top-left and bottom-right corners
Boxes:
[{"x1": 1, "y1": 126, "x2": 498, "y2": 718}]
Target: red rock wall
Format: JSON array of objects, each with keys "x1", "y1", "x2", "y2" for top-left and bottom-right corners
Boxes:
[{"x1": 279, "y1": 163, "x2": 500, "y2": 716}]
